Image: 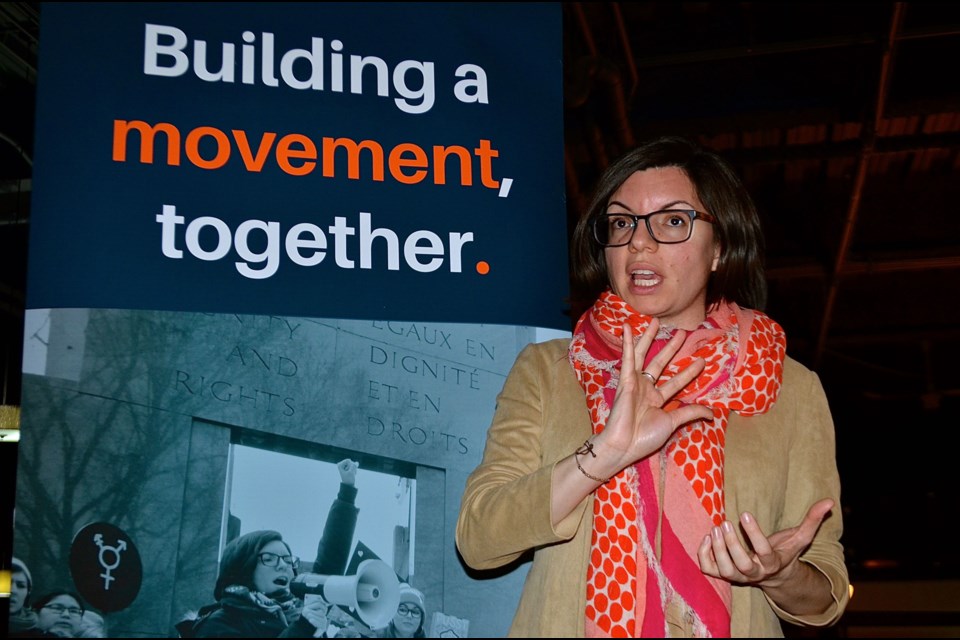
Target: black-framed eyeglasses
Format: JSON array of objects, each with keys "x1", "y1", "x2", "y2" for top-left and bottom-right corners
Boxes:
[
  {"x1": 258, "y1": 551, "x2": 300, "y2": 569},
  {"x1": 592, "y1": 209, "x2": 716, "y2": 246},
  {"x1": 397, "y1": 604, "x2": 422, "y2": 617},
  {"x1": 42, "y1": 603, "x2": 84, "y2": 617}
]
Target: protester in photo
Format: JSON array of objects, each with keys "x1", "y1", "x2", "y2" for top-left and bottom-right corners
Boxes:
[
  {"x1": 373, "y1": 584, "x2": 427, "y2": 638},
  {"x1": 178, "y1": 459, "x2": 361, "y2": 638},
  {"x1": 456, "y1": 136, "x2": 849, "y2": 636},
  {"x1": 185, "y1": 530, "x2": 332, "y2": 637},
  {"x1": 29, "y1": 590, "x2": 87, "y2": 638},
  {"x1": 8, "y1": 557, "x2": 42, "y2": 636},
  {"x1": 7, "y1": 560, "x2": 103, "y2": 639}
]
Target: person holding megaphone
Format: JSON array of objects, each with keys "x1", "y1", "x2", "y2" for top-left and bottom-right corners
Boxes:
[{"x1": 177, "y1": 459, "x2": 363, "y2": 638}]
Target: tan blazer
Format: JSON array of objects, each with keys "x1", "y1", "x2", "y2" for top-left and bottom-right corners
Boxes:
[{"x1": 456, "y1": 338, "x2": 849, "y2": 637}]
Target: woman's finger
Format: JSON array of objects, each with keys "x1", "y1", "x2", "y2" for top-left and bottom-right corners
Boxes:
[
  {"x1": 719, "y1": 521, "x2": 756, "y2": 575},
  {"x1": 656, "y1": 356, "x2": 705, "y2": 399},
  {"x1": 739, "y1": 512, "x2": 773, "y2": 558},
  {"x1": 619, "y1": 323, "x2": 636, "y2": 383},
  {"x1": 698, "y1": 535, "x2": 719, "y2": 576},
  {"x1": 628, "y1": 319, "x2": 660, "y2": 378},
  {"x1": 620, "y1": 320, "x2": 657, "y2": 380},
  {"x1": 634, "y1": 318, "x2": 660, "y2": 384},
  {"x1": 709, "y1": 526, "x2": 738, "y2": 577},
  {"x1": 639, "y1": 326, "x2": 688, "y2": 380},
  {"x1": 669, "y1": 401, "x2": 715, "y2": 430}
]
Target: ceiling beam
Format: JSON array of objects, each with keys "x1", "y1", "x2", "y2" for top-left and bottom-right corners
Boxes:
[
  {"x1": 813, "y1": 2, "x2": 906, "y2": 368},
  {"x1": 767, "y1": 255, "x2": 960, "y2": 280}
]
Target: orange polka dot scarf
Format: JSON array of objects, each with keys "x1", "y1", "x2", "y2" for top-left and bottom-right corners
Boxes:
[{"x1": 569, "y1": 290, "x2": 785, "y2": 637}]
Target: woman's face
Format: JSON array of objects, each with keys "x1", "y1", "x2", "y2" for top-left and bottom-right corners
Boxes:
[
  {"x1": 10, "y1": 569, "x2": 29, "y2": 614},
  {"x1": 603, "y1": 166, "x2": 719, "y2": 330},
  {"x1": 36, "y1": 594, "x2": 84, "y2": 637},
  {"x1": 252, "y1": 539, "x2": 296, "y2": 597},
  {"x1": 392, "y1": 602, "x2": 423, "y2": 637}
]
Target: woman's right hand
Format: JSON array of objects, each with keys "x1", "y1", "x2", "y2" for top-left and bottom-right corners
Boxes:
[
  {"x1": 336, "y1": 459, "x2": 359, "y2": 486},
  {"x1": 300, "y1": 595, "x2": 330, "y2": 634},
  {"x1": 591, "y1": 319, "x2": 715, "y2": 476},
  {"x1": 551, "y1": 318, "x2": 715, "y2": 526}
]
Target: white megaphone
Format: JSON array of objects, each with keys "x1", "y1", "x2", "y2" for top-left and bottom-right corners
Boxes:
[{"x1": 290, "y1": 559, "x2": 401, "y2": 629}]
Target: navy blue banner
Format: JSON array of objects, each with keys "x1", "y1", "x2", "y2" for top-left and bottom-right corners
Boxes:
[{"x1": 27, "y1": 2, "x2": 567, "y2": 329}]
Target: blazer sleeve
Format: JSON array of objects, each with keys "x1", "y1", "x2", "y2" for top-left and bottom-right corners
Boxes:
[
  {"x1": 767, "y1": 364, "x2": 850, "y2": 627},
  {"x1": 455, "y1": 342, "x2": 592, "y2": 570}
]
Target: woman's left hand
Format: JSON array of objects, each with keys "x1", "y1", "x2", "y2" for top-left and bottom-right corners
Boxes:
[{"x1": 697, "y1": 498, "x2": 834, "y2": 587}]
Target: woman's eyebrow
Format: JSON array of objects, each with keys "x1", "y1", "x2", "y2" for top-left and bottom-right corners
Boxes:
[{"x1": 607, "y1": 199, "x2": 692, "y2": 211}]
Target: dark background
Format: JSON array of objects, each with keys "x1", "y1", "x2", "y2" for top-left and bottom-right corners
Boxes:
[{"x1": 2, "y1": 1, "x2": 960, "y2": 634}]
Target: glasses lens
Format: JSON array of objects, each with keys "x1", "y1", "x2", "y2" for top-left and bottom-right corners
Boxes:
[
  {"x1": 45, "y1": 604, "x2": 83, "y2": 616},
  {"x1": 397, "y1": 605, "x2": 421, "y2": 617},
  {"x1": 648, "y1": 211, "x2": 693, "y2": 243},
  {"x1": 595, "y1": 214, "x2": 635, "y2": 246},
  {"x1": 259, "y1": 552, "x2": 299, "y2": 568}
]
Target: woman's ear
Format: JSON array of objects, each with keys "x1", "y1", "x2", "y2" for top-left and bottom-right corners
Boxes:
[{"x1": 711, "y1": 242, "x2": 721, "y2": 272}]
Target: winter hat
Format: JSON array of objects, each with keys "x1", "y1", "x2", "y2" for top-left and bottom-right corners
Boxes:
[
  {"x1": 11, "y1": 556, "x2": 32, "y2": 591},
  {"x1": 398, "y1": 584, "x2": 425, "y2": 612},
  {"x1": 214, "y1": 530, "x2": 288, "y2": 600}
]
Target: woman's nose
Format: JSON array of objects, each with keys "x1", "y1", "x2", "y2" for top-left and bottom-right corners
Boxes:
[{"x1": 628, "y1": 220, "x2": 657, "y2": 252}]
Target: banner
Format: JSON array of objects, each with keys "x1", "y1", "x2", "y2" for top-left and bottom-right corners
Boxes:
[
  {"x1": 27, "y1": 1, "x2": 567, "y2": 327},
  {"x1": 13, "y1": 2, "x2": 566, "y2": 638}
]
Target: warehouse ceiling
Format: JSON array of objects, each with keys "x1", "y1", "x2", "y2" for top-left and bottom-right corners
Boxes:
[{"x1": 2, "y1": 2, "x2": 959, "y2": 582}]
